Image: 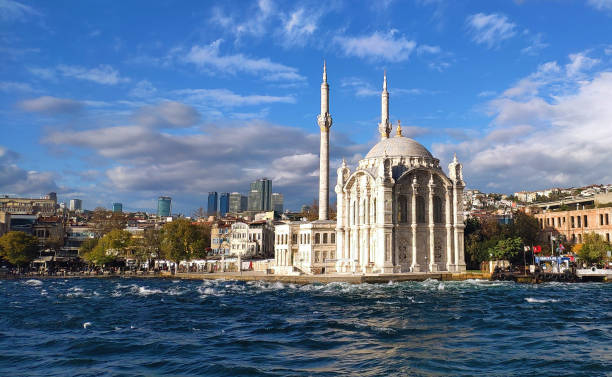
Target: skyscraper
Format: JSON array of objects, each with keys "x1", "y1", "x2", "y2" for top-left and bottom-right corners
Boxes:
[
  {"x1": 248, "y1": 178, "x2": 272, "y2": 212},
  {"x1": 112, "y1": 202, "x2": 123, "y2": 213},
  {"x1": 219, "y1": 192, "x2": 229, "y2": 217},
  {"x1": 207, "y1": 192, "x2": 218, "y2": 216},
  {"x1": 157, "y1": 196, "x2": 171, "y2": 217},
  {"x1": 272, "y1": 193, "x2": 284, "y2": 213},
  {"x1": 229, "y1": 192, "x2": 245, "y2": 213},
  {"x1": 69, "y1": 199, "x2": 82, "y2": 211}
]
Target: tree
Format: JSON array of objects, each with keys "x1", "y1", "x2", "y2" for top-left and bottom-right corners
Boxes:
[
  {"x1": 488, "y1": 237, "x2": 523, "y2": 261},
  {"x1": 79, "y1": 237, "x2": 98, "y2": 256},
  {"x1": 82, "y1": 229, "x2": 132, "y2": 266},
  {"x1": 510, "y1": 211, "x2": 541, "y2": 246},
  {"x1": 192, "y1": 207, "x2": 206, "y2": 219},
  {"x1": 0, "y1": 231, "x2": 39, "y2": 267},
  {"x1": 160, "y1": 219, "x2": 210, "y2": 273},
  {"x1": 578, "y1": 233, "x2": 610, "y2": 265}
]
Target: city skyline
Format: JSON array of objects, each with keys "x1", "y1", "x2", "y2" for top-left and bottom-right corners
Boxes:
[{"x1": 2, "y1": 1, "x2": 612, "y2": 214}]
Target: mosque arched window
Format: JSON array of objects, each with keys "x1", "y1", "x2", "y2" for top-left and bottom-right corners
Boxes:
[
  {"x1": 433, "y1": 196, "x2": 443, "y2": 224},
  {"x1": 416, "y1": 196, "x2": 426, "y2": 223},
  {"x1": 398, "y1": 195, "x2": 408, "y2": 223}
]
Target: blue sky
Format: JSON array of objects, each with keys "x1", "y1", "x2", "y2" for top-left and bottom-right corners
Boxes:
[{"x1": 1, "y1": 0, "x2": 612, "y2": 214}]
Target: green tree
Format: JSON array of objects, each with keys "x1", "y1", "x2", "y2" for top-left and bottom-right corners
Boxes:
[
  {"x1": 0, "y1": 231, "x2": 40, "y2": 267},
  {"x1": 82, "y1": 229, "x2": 132, "y2": 266},
  {"x1": 79, "y1": 237, "x2": 98, "y2": 256},
  {"x1": 488, "y1": 237, "x2": 523, "y2": 261},
  {"x1": 578, "y1": 233, "x2": 610, "y2": 265},
  {"x1": 510, "y1": 211, "x2": 541, "y2": 246},
  {"x1": 160, "y1": 219, "x2": 210, "y2": 273}
]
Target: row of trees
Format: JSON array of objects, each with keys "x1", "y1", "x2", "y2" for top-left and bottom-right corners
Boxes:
[{"x1": 79, "y1": 218, "x2": 211, "y2": 272}]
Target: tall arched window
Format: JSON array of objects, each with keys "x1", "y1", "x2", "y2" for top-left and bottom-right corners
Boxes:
[
  {"x1": 398, "y1": 195, "x2": 408, "y2": 223},
  {"x1": 315, "y1": 233, "x2": 320, "y2": 244},
  {"x1": 331, "y1": 233, "x2": 335, "y2": 244},
  {"x1": 323, "y1": 233, "x2": 328, "y2": 243},
  {"x1": 417, "y1": 196, "x2": 426, "y2": 223},
  {"x1": 433, "y1": 196, "x2": 443, "y2": 223}
]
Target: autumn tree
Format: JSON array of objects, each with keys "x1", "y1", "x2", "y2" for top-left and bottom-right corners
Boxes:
[
  {"x1": 578, "y1": 233, "x2": 610, "y2": 265},
  {"x1": 160, "y1": 219, "x2": 209, "y2": 274},
  {"x1": 82, "y1": 229, "x2": 132, "y2": 266},
  {"x1": 0, "y1": 231, "x2": 39, "y2": 268}
]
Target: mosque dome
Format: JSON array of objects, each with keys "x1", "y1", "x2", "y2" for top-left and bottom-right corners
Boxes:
[{"x1": 364, "y1": 136, "x2": 433, "y2": 159}]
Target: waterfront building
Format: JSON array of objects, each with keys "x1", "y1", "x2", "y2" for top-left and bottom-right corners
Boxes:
[
  {"x1": 272, "y1": 193, "x2": 284, "y2": 213},
  {"x1": 0, "y1": 212, "x2": 10, "y2": 237},
  {"x1": 230, "y1": 220, "x2": 275, "y2": 257},
  {"x1": 157, "y1": 196, "x2": 172, "y2": 217},
  {"x1": 248, "y1": 178, "x2": 272, "y2": 212},
  {"x1": 534, "y1": 207, "x2": 612, "y2": 244},
  {"x1": 207, "y1": 192, "x2": 218, "y2": 216},
  {"x1": 274, "y1": 65, "x2": 467, "y2": 274},
  {"x1": 112, "y1": 202, "x2": 123, "y2": 213},
  {"x1": 219, "y1": 193, "x2": 229, "y2": 217},
  {"x1": 0, "y1": 196, "x2": 56, "y2": 216},
  {"x1": 211, "y1": 219, "x2": 234, "y2": 255},
  {"x1": 69, "y1": 199, "x2": 82, "y2": 211}
]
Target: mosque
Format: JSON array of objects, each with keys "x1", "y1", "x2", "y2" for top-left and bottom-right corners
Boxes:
[{"x1": 274, "y1": 64, "x2": 466, "y2": 275}]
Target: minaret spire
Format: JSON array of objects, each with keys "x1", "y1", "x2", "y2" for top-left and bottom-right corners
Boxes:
[
  {"x1": 317, "y1": 61, "x2": 333, "y2": 221},
  {"x1": 378, "y1": 70, "x2": 391, "y2": 139}
]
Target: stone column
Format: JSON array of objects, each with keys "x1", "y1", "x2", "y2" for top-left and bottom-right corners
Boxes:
[
  {"x1": 445, "y1": 185, "x2": 453, "y2": 271},
  {"x1": 410, "y1": 177, "x2": 420, "y2": 272},
  {"x1": 428, "y1": 173, "x2": 436, "y2": 272},
  {"x1": 364, "y1": 192, "x2": 371, "y2": 271}
]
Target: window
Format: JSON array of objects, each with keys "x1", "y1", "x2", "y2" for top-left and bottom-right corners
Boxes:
[
  {"x1": 372, "y1": 198, "x2": 376, "y2": 223},
  {"x1": 601, "y1": 214, "x2": 604, "y2": 226},
  {"x1": 416, "y1": 196, "x2": 426, "y2": 223},
  {"x1": 607, "y1": 233, "x2": 610, "y2": 242},
  {"x1": 323, "y1": 233, "x2": 328, "y2": 243},
  {"x1": 606, "y1": 214, "x2": 610, "y2": 225},
  {"x1": 331, "y1": 233, "x2": 335, "y2": 244},
  {"x1": 292, "y1": 234, "x2": 297, "y2": 243},
  {"x1": 571, "y1": 216, "x2": 575, "y2": 228},
  {"x1": 398, "y1": 195, "x2": 407, "y2": 223},
  {"x1": 578, "y1": 233, "x2": 582, "y2": 243},
  {"x1": 577, "y1": 216, "x2": 581, "y2": 228},
  {"x1": 583, "y1": 215, "x2": 588, "y2": 228},
  {"x1": 315, "y1": 233, "x2": 320, "y2": 244},
  {"x1": 433, "y1": 196, "x2": 443, "y2": 224},
  {"x1": 308, "y1": 234, "x2": 310, "y2": 244}
]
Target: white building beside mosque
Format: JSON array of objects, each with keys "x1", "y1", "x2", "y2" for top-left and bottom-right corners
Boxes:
[{"x1": 274, "y1": 64, "x2": 466, "y2": 274}]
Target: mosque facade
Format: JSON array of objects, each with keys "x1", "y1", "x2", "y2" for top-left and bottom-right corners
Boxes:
[{"x1": 274, "y1": 65, "x2": 466, "y2": 275}]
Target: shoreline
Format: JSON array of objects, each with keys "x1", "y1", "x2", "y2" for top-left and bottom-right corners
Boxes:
[{"x1": 4, "y1": 271, "x2": 608, "y2": 284}]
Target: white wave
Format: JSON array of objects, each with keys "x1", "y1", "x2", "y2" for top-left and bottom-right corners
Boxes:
[
  {"x1": 83, "y1": 322, "x2": 92, "y2": 329},
  {"x1": 134, "y1": 286, "x2": 162, "y2": 296},
  {"x1": 438, "y1": 283, "x2": 445, "y2": 291},
  {"x1": 24, "y1": 279, "x2": 43, "y2": 287},
  {"x1": 69, "y1": 286, "x2": 84, "y2": 292},
  {"x1": 172, "y1": 280, "x2": 180, "y2": 284},
  {"x1": 111, "y1": 291, "x2": 122, "y2": 297},
  {"x1": 40, "y1": 289, "x2": 48, "y2": 296},
  {"x1": 525, "y1": 297, "x2": 559, "y2": 303}
]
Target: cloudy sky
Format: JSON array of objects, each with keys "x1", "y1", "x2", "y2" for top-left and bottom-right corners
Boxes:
[{"x1": 1, "y1": 0, "x2": 612, "y2": 214}]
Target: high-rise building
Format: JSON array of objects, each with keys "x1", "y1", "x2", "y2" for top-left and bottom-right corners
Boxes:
[
  {"x1": 272, "y1": 193, "x2": 284, "y2": 213},
  {"x1": 69, "y1": 199, "x2": 82, "y2": 211},
  {"x1": 112, "y1": 202, "x2": 123, "y2": 213},
  {"x1": 208, "y1": 192, "x2": 218, "y2": 216},
  {"x1": 157, "y1": 196, "x2": 172, "y2": 217},
  {"x1": 219, "y1": 192, "x2": 229, "y2": 217},
  {"x1": 46, "y1": 192, "x2": 57, "y2": 204},
  {"x1": 229, "y1": 192, "x2": 248, "y2": 213},
  {"x1": 248, "y1": 178, "x2": 272, "y2": 212}
]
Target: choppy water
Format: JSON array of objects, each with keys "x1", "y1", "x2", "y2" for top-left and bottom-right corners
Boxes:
[{"x1": 0, "y1": 278, "x2": 610, "y2": 377}]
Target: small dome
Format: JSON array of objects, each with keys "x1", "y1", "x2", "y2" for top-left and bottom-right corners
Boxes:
[{"x1": 365, "y1": 136, "x2": 433, "y2": 159}]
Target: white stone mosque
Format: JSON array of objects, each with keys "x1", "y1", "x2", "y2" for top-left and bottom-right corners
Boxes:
[{"x1": 274, "y1": 63, "x2": 466, "y2": 275}]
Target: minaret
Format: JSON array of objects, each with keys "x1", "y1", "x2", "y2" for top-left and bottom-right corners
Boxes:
[
  {"x1": 317, "y1": 61, "x2": 333, "y2": 220},
  {"x1": 378, "y1": 71, "x2": 391, "y2": 139}
]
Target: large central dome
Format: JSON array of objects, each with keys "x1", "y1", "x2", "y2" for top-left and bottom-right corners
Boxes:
[{"x1": 365, "y1": 136, "x2": 433, "y2": 159}]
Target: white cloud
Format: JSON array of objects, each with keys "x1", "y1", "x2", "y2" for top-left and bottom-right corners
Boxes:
[
  {"x1": 57, "y1": 64, "x2": 129, "y2": 85},
  {"x1": 466, "y1": 13, "x2": 517, "y2": 48},
  {"x1": 211, "y1": 0, "x2": 275, "y2": 40},
  {"x1": 587, "y1": 0, "x2": 612, "y2": 11},
  {"x1": 334, "y1": 30, "x2": 417, "y2": 62},
  {"x1": 0, "y1": 146, "x2": 58, "y2": 195},
  {"x1": 434, "y1": 53, "x2": 612, "y2": 193},
  {"x1": 0, "y1": 0, "x2": 40, "y2": 22},
  {"x1": 0, "y1": 81, "x2": 35, "y2": 92},
  {"x1": 521, "y1": 33, "x2": 548, "y2": 55},
  {"x1": 340, "y1": 77, "x2": 433, "y2": 97},
  {"x1": 174, "y1": 88, "x2": 295, "y2": 107},
  {"x1": 133, "y1": 101, "x2": 200, "y2": 129},
  {"x1": 565, "y1": 52, "x2": 600, "y2": 77},
  {"x1": 129, "y1": 80, "x2": 157, "y2": 98},
  {"x1": 181, "y1": 39, "x2": 305, "y2": 81},
  {"x1": 18, "y1": 96, "x2": 83, "y2": 114},
  {"x1": 278, "y1": 8, "x2": 320, "y2": 47}
]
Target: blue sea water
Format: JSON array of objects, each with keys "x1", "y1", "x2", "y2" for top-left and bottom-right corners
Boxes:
[{"x1": 0, "y1": 278, "x2": 610, "y2": 377}]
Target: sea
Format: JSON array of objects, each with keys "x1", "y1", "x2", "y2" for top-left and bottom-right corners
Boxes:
[{"x1": 0, "y1": 278, "x2": 610, "y2": 377}]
